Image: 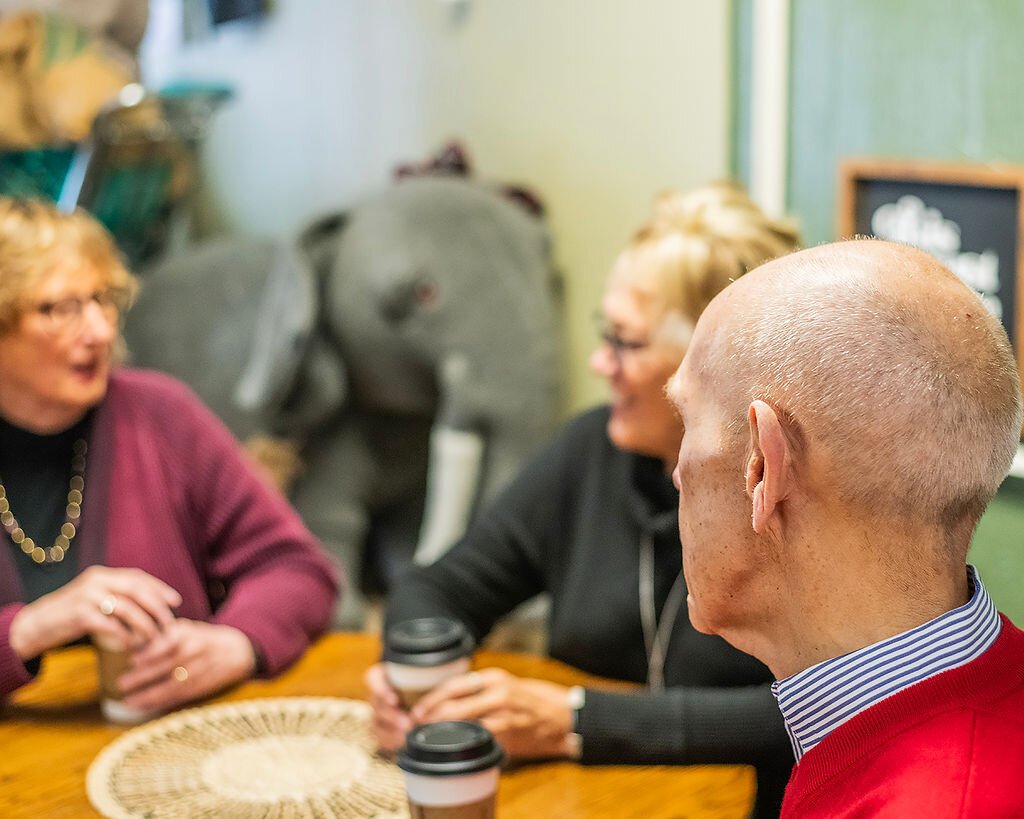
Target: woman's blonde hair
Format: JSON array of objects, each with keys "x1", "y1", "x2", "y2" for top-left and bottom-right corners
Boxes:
[
  {"x1": 0, "y1": 197, "x2": 137, "y2": 333},
  {"x1": 618, "y1": 181, "x2": 802, "y2": 330}
]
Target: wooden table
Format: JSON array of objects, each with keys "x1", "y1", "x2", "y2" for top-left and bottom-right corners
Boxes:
[{"x1": 0, "y1": 632, "x2": 754, "y2": 818}]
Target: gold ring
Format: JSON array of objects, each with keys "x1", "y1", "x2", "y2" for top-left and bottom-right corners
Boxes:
[
  {"x1": 172, "y1": 666, "x2": 189, "y2": 683},
  {"x1": 99, "y1": 595, "x2": 118, "y2": 616},
  {"x1": 466, "y1": 671, "x2": 484, "y2": 694}
]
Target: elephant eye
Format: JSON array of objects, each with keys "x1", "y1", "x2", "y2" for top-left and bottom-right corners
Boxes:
[{"x1": 377, "y1": 275, "x2": 441, "y2": 323}]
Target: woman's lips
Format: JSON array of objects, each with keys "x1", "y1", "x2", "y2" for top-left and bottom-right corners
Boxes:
[{"x1": 70, "y1": 362, "x2": 101, "y2": 380}]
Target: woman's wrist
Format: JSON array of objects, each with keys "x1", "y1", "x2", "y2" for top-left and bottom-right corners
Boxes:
[
  {"x1": 8, "y1": 604, "x2": 43, "y2": 661},
  {"x1": 226, "y1": 626, "x2": 259, "y2": 679}
]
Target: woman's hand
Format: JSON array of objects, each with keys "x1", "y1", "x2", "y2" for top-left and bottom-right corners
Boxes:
[
  {"x1": 116, "y1": 618, "x2": 256, "y2": 713},
  {"x1": 411, "y1": 668, "x2": 575, "y2": 760},
  {"x1": 8, "y1": 565, "x2": 181, "y2": 660},
  {"x1": 365, "y1": 662, "x2": 415, "y2": 752}
]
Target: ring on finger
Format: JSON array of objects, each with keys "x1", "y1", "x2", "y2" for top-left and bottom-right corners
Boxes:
[
  {"x1": 99, "y1": 595, "x2": 118, "y2": 617},
  {"x1": 466, "y1": 671, "x2": 484, "y2": 694},
  {"x1": 172, "y1": 665, "x2": 189, "y2": 683}
]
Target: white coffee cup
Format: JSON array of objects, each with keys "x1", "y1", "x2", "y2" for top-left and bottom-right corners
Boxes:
[
  {"x1": 398, "y1": 721, "x2": 504, "y2": 818},
  {"x1": 383, "y1": 618, "x2": 475, "y2": 708}
]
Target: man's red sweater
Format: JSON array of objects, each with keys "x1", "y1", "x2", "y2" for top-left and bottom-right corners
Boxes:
[{"x1": 781, "y1": 614, "x2": 1024, "y2": 817}]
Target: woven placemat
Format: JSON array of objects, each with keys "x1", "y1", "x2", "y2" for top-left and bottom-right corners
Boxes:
[{"x1": 86, "y1": 696, "x2": 408, "y2": 819}]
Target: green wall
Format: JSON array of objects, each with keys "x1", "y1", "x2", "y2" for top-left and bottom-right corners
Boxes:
[
  {"x1": 733, "y1": 0, "x2": 1024, "y2": 244},
  {"x1": 788, "y1": 0, "x2": 1024, "y2": 245},
  {"x1": 972, "y1": 479, "x2": 1024, "y2": 624},
  {"x1": 732, "y1": 0, "x2": 1024, "y2": 622}
]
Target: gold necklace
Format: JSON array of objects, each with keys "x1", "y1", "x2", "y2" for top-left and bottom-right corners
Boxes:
[{"x1": 0, "y1": 438, "x2": 86, "y2": 564}]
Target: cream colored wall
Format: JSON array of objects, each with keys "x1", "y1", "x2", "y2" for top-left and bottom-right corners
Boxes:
[{"x1": 148, "y1": 0, "x2": 730, "y2": 414}]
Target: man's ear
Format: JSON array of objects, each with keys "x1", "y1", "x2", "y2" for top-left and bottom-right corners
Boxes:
[{"x1": 746, "y1": 399, "x2": 790, "y2": 534}]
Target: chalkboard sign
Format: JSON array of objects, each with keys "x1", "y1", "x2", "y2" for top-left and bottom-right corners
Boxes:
[{"x1": 838, "y1": 159, "x2": 1024, "y2": 379}]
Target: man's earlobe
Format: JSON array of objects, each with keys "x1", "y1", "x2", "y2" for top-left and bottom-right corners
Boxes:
[{"x1": 747, "y1": 400, "x2": 790, "y2": 534}]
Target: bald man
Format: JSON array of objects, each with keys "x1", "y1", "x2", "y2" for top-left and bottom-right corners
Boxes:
[{"x1": 667, "y1": 239, "x2": 1024, "y2": 817}]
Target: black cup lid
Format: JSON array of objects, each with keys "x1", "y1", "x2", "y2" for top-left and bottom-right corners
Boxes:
[
  {"x1": 383, "y1": 617, "x2": 475, "y2": 667},
  {"x1": 397, "y1": 721, "x2": 505, "y2": 776}
]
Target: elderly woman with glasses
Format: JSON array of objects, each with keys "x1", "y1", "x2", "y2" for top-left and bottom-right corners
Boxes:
[
  {"x1": 0, "y1": 198, "x2": 338, "y2": 713},
  {"x1": 367, "y1": 182, "x2": 802, "y2": 817}
]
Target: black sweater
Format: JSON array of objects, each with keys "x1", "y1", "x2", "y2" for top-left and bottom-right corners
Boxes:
[{"x1": 387, "y1": 406, "x2": 792, "y2": 818}]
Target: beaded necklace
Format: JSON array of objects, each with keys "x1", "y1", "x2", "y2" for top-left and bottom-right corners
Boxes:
[{"x1": 0, "y1": 438, "x2": 86, "y2": 564}]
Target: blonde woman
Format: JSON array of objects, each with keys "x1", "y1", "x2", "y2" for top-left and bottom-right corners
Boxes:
[
  {"x1": 0, "y1": 198, "x2": 338, "y2": 713},
  {"x1": 367, "y1": 182, "x2": 801, "y2": 818}
]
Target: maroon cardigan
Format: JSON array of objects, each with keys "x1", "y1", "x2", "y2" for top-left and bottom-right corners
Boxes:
[{"x1": 0, "y1": 368, "x2": 340, "y2": 698}]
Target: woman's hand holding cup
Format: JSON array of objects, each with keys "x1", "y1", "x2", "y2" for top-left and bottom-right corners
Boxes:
[
  {"x1": 369, "y1": 617, "x2": 577, "y2": 760},
  {"x1": 8, "y1": 565, "x2": 181, "y2": 660},
  {"x1": 368, "y1": 617, "x2": 475, "y2": 752},
  {"x1": 115, "y1": 618, "x2": 257, "y2": 715},
  {"x1": 411, "y1": 668, "x2": 576, "y2": 760}
]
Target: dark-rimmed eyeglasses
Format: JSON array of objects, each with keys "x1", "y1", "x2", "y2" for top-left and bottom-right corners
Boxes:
[
  {"x1": 594, "y1": 313, "x2": 650, "y2": 368},
  {"x1": 33, "y1": 288, "x2": 131, "y2": 334}
]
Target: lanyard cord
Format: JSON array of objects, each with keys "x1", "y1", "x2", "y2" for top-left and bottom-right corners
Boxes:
[{"x1": 638, "y1": 531, "x2": 685, "y2": 691}]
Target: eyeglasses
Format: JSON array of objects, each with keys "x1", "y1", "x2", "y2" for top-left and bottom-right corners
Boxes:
[
  {"x1": 594, "y1": 313, "x2": 650, "y2": 368},
  {"x1": 33, "y1": 288, "x2": 131, "y2": 334}
]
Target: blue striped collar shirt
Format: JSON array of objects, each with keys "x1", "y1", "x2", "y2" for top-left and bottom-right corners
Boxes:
[{"x1": 771, "y1": 565, "x2": 1001, "y2": 761}]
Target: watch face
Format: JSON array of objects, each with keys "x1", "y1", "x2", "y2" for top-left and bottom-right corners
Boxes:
[{"x1": 566, "y1": 731, "x2": 583, "y2": 761}]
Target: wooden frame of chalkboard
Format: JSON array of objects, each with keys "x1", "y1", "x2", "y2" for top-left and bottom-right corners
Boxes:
[{"x1": 838, "y1": 158, "x2": 1024, "y2": 390}]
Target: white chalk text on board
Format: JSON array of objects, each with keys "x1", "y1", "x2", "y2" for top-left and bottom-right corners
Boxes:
[{"x1": 871, "y1": 195, "x2": 1002, "y2": 319}]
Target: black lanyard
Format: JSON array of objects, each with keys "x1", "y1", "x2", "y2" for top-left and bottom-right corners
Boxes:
[{"x1": 638, "y1": 531, "x2": 684, "y2": 691}]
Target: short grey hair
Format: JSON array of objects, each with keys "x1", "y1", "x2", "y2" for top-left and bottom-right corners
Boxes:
[{"x1": 724, "y1": 240, "x2": 1021, "y2": 554}]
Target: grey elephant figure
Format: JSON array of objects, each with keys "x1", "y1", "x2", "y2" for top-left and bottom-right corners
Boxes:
[{"x1": 125, "y1": 173, "x2": 563, "y2": 627}]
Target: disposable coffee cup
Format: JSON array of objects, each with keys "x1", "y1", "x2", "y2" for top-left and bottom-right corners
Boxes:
[
  {"x1": 383, "y1": 617, "x2": 475, "y2": 708},
  {"x1": 398, "y1": 720, "x2": 504, "y2": 819},
  {"x1": 93, "y1": 635, "x2": 156, "y2": 725}
]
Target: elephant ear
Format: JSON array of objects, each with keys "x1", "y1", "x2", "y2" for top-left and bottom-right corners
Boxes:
[{"x1": 233, "y1": 213, "x2": 349, "y2": 435}]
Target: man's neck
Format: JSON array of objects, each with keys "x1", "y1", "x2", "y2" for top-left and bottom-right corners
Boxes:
[{"x1": 765, "y1": 544, "x2": 969, "y2": 680}]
